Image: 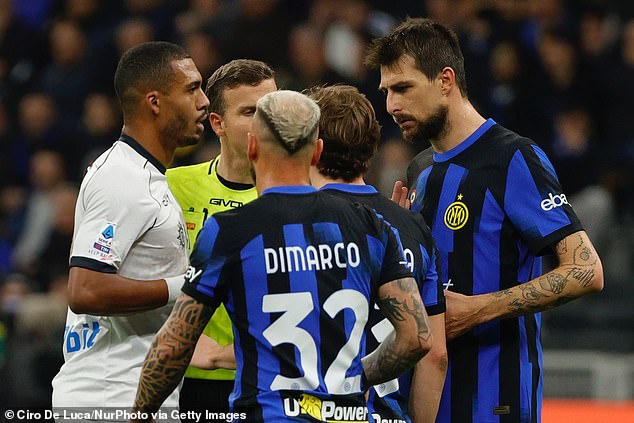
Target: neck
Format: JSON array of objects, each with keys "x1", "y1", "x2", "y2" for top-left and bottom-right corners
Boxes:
[
  {"x1": 122, "y1": 123, "x2": 174, "y2": 166},
  {"x1": 310, "y1": 172, "x2": 365, "y2": 189},
  {"x1": 217, "y1": 141, "x2": 253, "y2": 184},
  {"x1": 256, "y1": 162, "x2": 311, "y2": 195},
  {"x1": 430, "y1": 98, "x2": 487, "y2": 153}
]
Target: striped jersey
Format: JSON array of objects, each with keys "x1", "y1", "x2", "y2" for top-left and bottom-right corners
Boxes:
[
  {"x1": 182, "y1": 186, "x2": 413, "y2": 422},
  {"x1": 410, "y1": 120, "x2": 583, "y2": 423},
  {"x1": 167, "y1": 156, "x2": 257, "y2": 380},
  {"x1": 321, "y1": 183, "x2": 445, "y2": 422}
]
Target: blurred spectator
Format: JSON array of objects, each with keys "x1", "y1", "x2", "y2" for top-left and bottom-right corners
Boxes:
[
  {"x1": 115, "y1": 17, "x2": 155, "y2": 57},
  {"x1": 10, "y1": 93, "x2": 72, "y2": 181},
  {"x1": 548, "y1": 107, "x2": 615, "y2": 253},
  {"x1": 0, "y1": 184, "x2": 26, "y2": 276},
  {"x1": 76, "y1": 93, "x2": 121, "y2": 176},
  {"x1": 32, "y1": 185, "x2": 77, "y2": 291},
  {"x1": 365, "y1": 138, "x2": 412, "y2": 197},
  {"x1": 223, "y1": 0, "x2": 292, "y2": 68},
  {"x1": 284, "y1": 24, "x2": 348, "y2": 90},
  {"x1": 174, "y1": 0, "x2": 238, "y2": 40},
  {"x1": 323, "y1": 0, "x2": 395, "y2": 82},
  {"x1": 10, "y1": 150, "x2": 66, "y2": 278},
  {"x1": 182, "y1": 29, "x2": 222, "y2": 81},
  {"x1": 35, "y1": 20, "x2": 93, "y2": 128}
]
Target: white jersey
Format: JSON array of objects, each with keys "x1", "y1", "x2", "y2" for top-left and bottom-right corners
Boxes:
[{"x1": 52, "y1": 136, "x2": 189, "y2": 410}]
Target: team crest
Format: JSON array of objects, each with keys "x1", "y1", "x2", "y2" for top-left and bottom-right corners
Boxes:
[
  {"x1": 444, "y1": 194, "x2": 469, "y2": 230},
  {"x1": 177, "y1": 222, "x2": 188, "y2": 250}
]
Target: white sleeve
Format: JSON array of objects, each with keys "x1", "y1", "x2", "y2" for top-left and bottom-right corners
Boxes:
[{"x1": 70, "y1": 165, "x2": 159, "y2": 272}]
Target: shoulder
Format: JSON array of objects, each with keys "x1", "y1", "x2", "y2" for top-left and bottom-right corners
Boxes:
[
  {"x1": 167, "y1": 160, "x2": 213, "y2": 183},
  {"x1": 81, "y1": 147, "x2": 161, "y2": 210},
  {"x1": 407, "y1": 146, "x2": 434, "y2": 189}
]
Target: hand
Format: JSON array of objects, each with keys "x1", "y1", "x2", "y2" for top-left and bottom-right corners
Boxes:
[
  {"x1": 190, "y1": 335, "x2": 237, "y2": 370},
  {"x1": 444, "y1": 290, "x2": 486, "y2": 341},
  {"x1": 391, "y1": 180, "x2": 411, "y2": 210}
]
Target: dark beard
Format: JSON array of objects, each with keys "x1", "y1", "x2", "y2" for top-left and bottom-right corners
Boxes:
[
  {"x1": 402, "y1": 104, "x2": 449, "y2": 144},
  {"x1": 164, "y1": 114, "x2": 200, "y2": 148}
]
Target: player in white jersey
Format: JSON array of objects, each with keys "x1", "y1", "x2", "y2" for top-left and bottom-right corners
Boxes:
[{"x1": 52, "y1": 41, "x2": 209, "y2": 411}]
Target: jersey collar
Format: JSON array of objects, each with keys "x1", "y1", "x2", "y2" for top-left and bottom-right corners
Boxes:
[
  {"x1": 261, "y1": 185, "x2": 317, "y2": 196},
  {"x1": 119, "y1": 133, "x2": 167, "y2": 174},
  {"x1": 320, "y1": 183, "x2": 378, "y2": 195},
  {"x1": 433, "y1": 118, "x2": 496, "y2": 163}
]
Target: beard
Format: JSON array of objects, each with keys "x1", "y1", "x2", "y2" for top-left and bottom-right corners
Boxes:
[
  {"x1": 400, "y1": 104, "x2": 450, "y2": 144},
  {"x1": 164, "y1": 113, "x2": 201, "y2": 148}
]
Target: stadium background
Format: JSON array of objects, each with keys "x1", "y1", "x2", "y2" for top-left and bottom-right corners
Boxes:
[{"x1": 0, "y1": 0, "x2": 632, "y2": 420}]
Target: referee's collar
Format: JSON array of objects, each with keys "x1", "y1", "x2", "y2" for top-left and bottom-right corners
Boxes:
[
  {"x1": 320, "y1": 183, "x2": 378, "y2": 195},
  {"x1": 261, "y1": 185, "x2": 317, "y2": 196},
  {"x1": 119, "y1": 133, "x2": 167, "y2": 174}
]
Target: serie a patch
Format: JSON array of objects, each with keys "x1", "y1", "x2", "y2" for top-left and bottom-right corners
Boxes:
[{"x1": 88, "y1": 223, "x2": 115, "y2": 260}]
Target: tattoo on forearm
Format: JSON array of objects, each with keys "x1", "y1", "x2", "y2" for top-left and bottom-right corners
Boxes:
[
  {"x1": 555, "y1": 238, "x2": 568, "y2": 255},
  {"x1": 134, "y1": 296, "x2": 214, "y2": 413},
  {"x1": 492, "y1": 289, "x2": 512, "y2": 298},
  {"x1": 539, "y1": 273, "x2": 567, "y2": 294},
  {"x1": 566, "y1": 267, "x2": 595, "y2": 288},
  {"x1": 520, "y1": 284, "x2": 546, "y2": 301},
  {"x1": 366, "y1": 279, "x2": 430, "y2": 385}
]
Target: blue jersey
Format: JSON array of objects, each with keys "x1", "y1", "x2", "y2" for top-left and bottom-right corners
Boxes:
[
  {"x1": 321, "y1": 184, "x2": 445, "y2": 423},
  {"x1": 182, "y1": 186, "x2": 413, "y2": 422},
  {"x1": 411, "y1": 120, "x2": 583, "y2": 423}
]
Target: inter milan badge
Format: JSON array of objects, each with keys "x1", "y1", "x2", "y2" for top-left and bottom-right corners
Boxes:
[{"x1": 444, "y1": 193, "x2": 469, "y2": 230}]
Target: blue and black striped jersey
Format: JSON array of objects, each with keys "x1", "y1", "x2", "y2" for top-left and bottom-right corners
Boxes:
[
  {"x1": 321, "y1": 183, "x2": 445, "y2": 423},
  {"x1": 410, "y1": 120, "x2": 583, "y2": 423},
  {"x1": 182, "y1": 185, "x2": 413, "y2": 422}
]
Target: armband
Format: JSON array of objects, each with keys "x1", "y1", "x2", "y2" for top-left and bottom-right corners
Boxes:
[{"x1": 164, "y1": 274, "x2": 185, "y2": 303}]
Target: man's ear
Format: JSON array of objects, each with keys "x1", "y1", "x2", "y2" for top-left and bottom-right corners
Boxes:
[
  {"x1": 146, "y1": 91, "x2": 160, "y2": 115},
  {"x1": 310, "y1": 138, "x2": 324, "y2": 166},
  {"x1": 209, "y1": 112, "x2": 224, "y2": 138},
  {"x1": 439, "y1": 67, "x2": 456, "y2": 95},
  {"x1": 247, "y1": 132, "x2": 258, "y2": 161}
]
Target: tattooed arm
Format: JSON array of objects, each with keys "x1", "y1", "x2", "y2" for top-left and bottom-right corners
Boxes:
[
  {"x1": 445, "y1": 230, "x2": 603, "y2": 340},
  {"x1": 132, "y1": 294, "x2": 215, "y2": 417},
  {"x1": 362, "y1": 277, "x2": 432, "y2": 386}
]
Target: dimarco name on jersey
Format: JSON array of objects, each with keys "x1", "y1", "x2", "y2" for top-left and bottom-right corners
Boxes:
[{"x1": 265, "y1": 242, "x2": 361, "y2": 274}]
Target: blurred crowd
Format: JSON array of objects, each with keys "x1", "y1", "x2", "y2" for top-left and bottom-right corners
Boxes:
[{"x1": 0, "y1": 0, "x2": 633, "y2": 407}]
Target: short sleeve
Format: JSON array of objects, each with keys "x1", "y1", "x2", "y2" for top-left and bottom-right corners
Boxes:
[
  {"x1": 181, "y1": 216, "x2": 226, "y2": 308},
  {"x1": 504, "y1": 144, "x2": 583, "y2": 255},
  {"x1": 418, "y1": 233, "x2": 446, "y2": 316},
  {"x1": 70, "y1": 167, "x2": 159, "y2": 272},
  {"x1": 373, "y1": 212, "x2": 414, "y2": 285}
]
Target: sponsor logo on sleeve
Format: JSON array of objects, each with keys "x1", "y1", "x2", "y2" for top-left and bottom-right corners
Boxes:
[{"x1": 540, "y1": 192, "x2": 569, "y2": 211}]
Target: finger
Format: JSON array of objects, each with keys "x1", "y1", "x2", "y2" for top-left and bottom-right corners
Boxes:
[{"x1": 391, "y1": 180, "x2": 404, "y2": 203}]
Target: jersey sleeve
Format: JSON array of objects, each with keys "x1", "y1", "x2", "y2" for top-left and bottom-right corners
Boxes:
[
  {"x1": 504, "y1": 144, "x2": 584, "y2": 255},
  {"x1": 180, "y1": 216, "x2": 226, "y2": 309},
  {"x1": 371, "y1": 211, "x2": 414, "y2": 285},
  {"x1": 69, "y1": 166, "x2": 159, "y2": 273},
  {"x1": 413, "y1": 215, "x2": 446, "y2": 316}
]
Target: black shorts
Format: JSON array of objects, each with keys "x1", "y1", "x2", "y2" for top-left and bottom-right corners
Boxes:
[{"x1": 179, "y1": 377, "x2": 234, "y2": 422}]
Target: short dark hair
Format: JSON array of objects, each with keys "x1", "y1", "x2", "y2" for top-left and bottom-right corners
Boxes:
[
  {"x1": 365, "y1": 17, "x2": 468, "y2": 96},
  {"x1": 114, "y1": 41, "x2": 191, "y2": 115},
  {"x1": 205, "y1": 59, "x2": 275, "y2": 115},
  {"x1": 304, "y1": 85, "x2": 381, "y2": 181}
]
